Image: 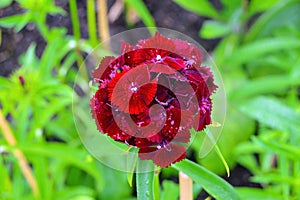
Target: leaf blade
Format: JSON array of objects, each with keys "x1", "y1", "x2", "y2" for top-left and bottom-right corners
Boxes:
[{"x1": 172, "y1": 159, "x2": 240, "y2": 200}]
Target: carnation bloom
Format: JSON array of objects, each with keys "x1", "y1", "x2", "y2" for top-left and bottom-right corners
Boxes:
[{"x1": 90, "y1": 33, "x2": 217, "y2": 168}]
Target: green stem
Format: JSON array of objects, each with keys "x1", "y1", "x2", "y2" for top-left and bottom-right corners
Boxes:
[
  {"x1": 69, "y1": 0, "x2": 81, "y2": 41},
  {"x1": 87, "y1": 0, "x2": 98, "y2": 46},
  {"x1": 69, "y1": 0, "x2": 89, "y2": 81},
  {"x1": 154, "y1": 168, "x2": 161, "y2": 200},
  {"x1": 136, "y1": 160, "x2": 155, "y2": 200}
]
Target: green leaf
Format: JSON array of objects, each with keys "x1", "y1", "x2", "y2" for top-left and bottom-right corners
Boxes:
[
  {"x1": 136, "y1": 160, "x2": 155, "y2": 200},
  {"x1": 69, "y1": 0, "x2": 81, "y2": 41},
  {"x1": 249, "y1": 0, "x2": 279, "y2": 15},
  {"x1": 19, "y1": 43, "x2": 39, "y2": 70},
  {"x1": 220, "y1": 0, "x2": 241, "y2": 12},
  {"x1": 0, "y1": 0, "x2": 12, "y2": 8},
  {"x1": 56, "y1": 186, "x2": 95, "y2": 200},
  {"x1": 229, "y1": 75, "x2": 300, "y2": 100},
  {"x1": 213, "y1": 33, "x2": 240, "y2": 66},
  {"x1": 127, "y1": 148, "x2": 138, "y2": 187},
  {"x1": 59, "y1": 51, "x2": 77, "y2": 77},
  {"x1": 173, "y1": 0, "x2": 219, "y2": 19},
  {"x1": 161, "y1": 180, "x2": 179, "y2": 200},
  {"x1": 200, "y1": 20, "x2": 231, "y2": 39},
  {"x1": 0, "y1": 14, "x2": 28, "y2": 29},
  {"x1": 239, "y1": 96, "x2": 300, "y2": 137},
  {"x1": 251, "y1": 173, "x2": 296, "y2": 185},
  {"x1": 172, "y1": 159, "x2": 240, "y2": 200},
  {"x1": 98, "y1": 163, "x2": 132, "y2": 200},
  {"x1": 8, "y1": 143, "x2": 103, "y2": 190},
  {"x1": 227, "y1": 37, "x2": 300, "y2": 67},
  {"x1": 39, "y1": 36, "x2": 72, "y2": 78},
  {"x1": 245, "y1": 0, "x2": 300, "y2": 41},
  {"x1": 253, "y1": 137, "x2": 300, "y2": 162},
  {"x1": 32, "y1": 156, "x2": 52, "y2": 199},
  {"x1": 0, "y1": 156, "x2": 12, "y2": 198},
  {"x1": 0, "y1": 77, "x2": 11, "y2": 90},
  {"x1": 124, "y1": 0, "x2": 156, "y2": 34},
  {"x1": 14, "y1": 12, "x2": 32, "y2": 32},
  {"x1": 193, "y1": 105, "x2": 255, "y2": 175},
  {"x1": 87, "y1": 0, "x2": 98, "y2": 46},
  {"x1": 203, "y1": 128, "x2": 230, "y2": 177},
  {"x1": 236, "y1": 187, "x2": 283, "y2": 200},
  {"x1": 154, "y1": 169, "x2": 160, "y2": 200}
]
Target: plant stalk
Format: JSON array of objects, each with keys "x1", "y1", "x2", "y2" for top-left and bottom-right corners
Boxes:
[
  {"x1": 97, "y1": 0, "x2": 110, "y2": 44},
  {"x1": 136, "y1": 160, "x2": 155, "y2": 200},
  {"x1": 179, "y1": 171, "x2": 193, "y2": 200},
  {"x1": 0, "y1": 109, "x2": 39, "y2": 198}
]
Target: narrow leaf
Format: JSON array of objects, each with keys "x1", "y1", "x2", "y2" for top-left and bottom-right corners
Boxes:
[
  {"x1": 124, "y1": 0, "x2": 156, "y2": 34},
  {"x1": 239, "y1": 96, "x2": 300, "y2": 137},
  {"x1": 229, "y1": 75, "x2": 299, "y2": 100},
  {"x1": 161, "y1": 180, "x2": 179, "y2": 200},
  {"x1": 236, "y1": 187, "x2": 283, "y2": 200},
  {"x1": 253, "y1": 137, "x2": 300, "y2": 162},
  {"x1": 245, "y1": 0, "x2": 300, "y2": 41},
  {"x1": 204, "y1": 128, "x2": 230, "y2": 177},
  {"x1": 0, "y1": 14, "x2": 26, "y2": 28},
  {"x1": 173, "y1": 0, "x2": 219, "y2": 19},
  {"x1": 227, "y1": 37, "x2": 300, "y2": 67},
  {"x1": 200, "y1": 20, "x2": 231, "y2": 39},
  {"x1": 127, "y1": 148, "x2": 138, "y2": 187},
  {"x1": 172, "y1": 159, "x2": 240, "y2": 200},
  {"x1": 0, "y1": 0, "x2": 12, "y2": 8}
]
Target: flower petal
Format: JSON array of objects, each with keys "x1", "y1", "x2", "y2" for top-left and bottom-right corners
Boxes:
[
  {"x1": 173, "y1": 39, "x2": 202, "y2": 67},
  {"x1": 137, "y1": 32, "x2": 175, "y2": 54},
  {"x1": 161, "y1": 106, "x2": 181, "y2": 141},
  {"x1": 93, "y1": 56, "x2": 116, "y2": 82},
  {"x1": 109, "y1": 65, "x2": 157, "y2": 114},
  {"x1": 121, "y1": 41, "x2": 136, "y2": 53},
  {"x1": 163, "y1": 56, "x2": 185, "y2": 70},
  {"x1": 149, "y1": 63, "x2": 176, "y2": 74},
  {"x1": 138, "y1": 143, "x2": 186, "y2": 168},
  {"x1": 129, "y1": 82, "x2": 157, "y2": 114}
]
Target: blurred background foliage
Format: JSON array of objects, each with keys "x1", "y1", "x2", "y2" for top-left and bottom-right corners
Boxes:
[{"x1": 0, "y1": 0, "x2": 300, "y2": 199}]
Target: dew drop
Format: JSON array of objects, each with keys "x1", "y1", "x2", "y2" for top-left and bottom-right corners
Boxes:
[
  {"x1": 165, "y1": 144, "x2": 172, "y2": 152},
  {"x1": 156, "y1": 54, "x2": 162, "y2": 61},
  {"x1": 145, "y1": 191, "x2": 150, "y2": 197},
  {"x1": 0, "y1": 146, "x2": 5, "y2": 153},
  {"x1": 130, "y1": 86, "x2": 138, "y2": 92}
]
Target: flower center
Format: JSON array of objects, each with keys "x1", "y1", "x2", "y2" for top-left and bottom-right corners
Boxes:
[
  {"x1": 129, "y1": 82, "x2": 139, "y2": 93},
  {"x1": 156, "y1": 54, "x2": 162, "y2": 61}
]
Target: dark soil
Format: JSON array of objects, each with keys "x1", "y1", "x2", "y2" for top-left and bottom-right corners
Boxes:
[
  {"x1": 0, "y1": 0, "x2": 256, "y2": 193},
  {"x1": 0, "y1": 0, "x2": 219, "y2": 77},
  {"x1": 0, "y1": 2, "x2": 46, "y2": 77}
]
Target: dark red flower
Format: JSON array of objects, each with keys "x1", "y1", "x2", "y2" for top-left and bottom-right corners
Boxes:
[{"x1": 90, "y1": 33, "x2": 217, "y2": 168}]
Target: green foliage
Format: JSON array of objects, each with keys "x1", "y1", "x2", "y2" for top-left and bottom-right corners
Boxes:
[
  {"x1": 0, "y1": 0, "x2": 13, "y2": 8},
  {"x1": 0, "y1": 1, "x2": 130, "y2": 199},
  {"x1": 175, "y1": 0, "x2": 300, "y2": 199},
  {"x1": 160, "y1": 180, "x2": 179, "y2": 200},
  {"x1": 173, "y1": 159, "x2": 240, "y2": 200},
  {"x1": 173, "y1": 0, "x2": 220, "y2": 19},
  {"x1": 1, "y1": 0, "x2": 300, "y2": 199},
  {"x1": 124, "y1": 0, "x2": 157, "y2": 33}
]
